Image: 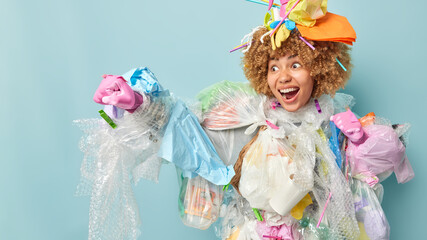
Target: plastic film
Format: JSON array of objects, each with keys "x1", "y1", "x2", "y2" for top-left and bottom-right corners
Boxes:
[
  {"x1": 239, "y1": 127, "x2": 314, "y2": 216},
  {"x1": 351, "y1": 179, "x2": 390, "y2": 240},
  {"x1": 178, "y1": 174, "x2": 223, "y2": 230},
  {"x1": 74, "y1": 93, "x2": 173, "y2": 240}
]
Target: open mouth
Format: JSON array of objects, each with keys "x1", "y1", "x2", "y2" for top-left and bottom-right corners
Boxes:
[{"x1": 280, "y1": 87, "x2": 300, "y2": 101}]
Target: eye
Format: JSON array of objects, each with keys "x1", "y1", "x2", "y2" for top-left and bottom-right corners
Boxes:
[
  {"x1": 271, "y1": 66, "x2": 279, "y2": 72},
  {"x1": 291, "y1": 63, "x2": 302, "y2": 69}
]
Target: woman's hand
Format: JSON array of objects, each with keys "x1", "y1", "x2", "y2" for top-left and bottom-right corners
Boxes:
[
  {"x1": 330, "y1": 109, "x2": 366, "y2": 144},
  {"x1": 93, "y1": 75, "x2": 143, "y2": 112}
]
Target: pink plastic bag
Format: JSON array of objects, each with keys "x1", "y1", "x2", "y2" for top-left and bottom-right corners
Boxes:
[{"x1": 347, "y1": 124, "x2": 414, "y2": 184}]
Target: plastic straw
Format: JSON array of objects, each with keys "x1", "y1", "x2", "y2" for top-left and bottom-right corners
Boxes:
[
  {"x1": 314, "y1": 99, "x2": 322, "y2": 113},
  {"x1": 263, "y1": 235, "x2": 282, "y2": 239},
  {"x1": 261, "y1": 0, "x2": 281, "y2": 7},
  {"x1": 317, "y1": 192, "x2": 332, "y2": 228},
  {"x1": 270, "y1": 0, "x2": 300, "y2": 37},
  {"x1": 299, "y1": 36, "x2": 315, "y2": 50},
  {"x1": 345, "y1": 154, "x2": 350, "y2": 181},
  {"x1": 266, "y1": 120, "x2": 279, "y2": 129},
  {"x1": 336, "y1": 57, "x2": 348, "y2": 71},
  {"x1": 229, "y1": 43, "x2": 249, "y2": 53},
  {"x1": 246, "y1": 0, "x2": 280, "y2": 8}
]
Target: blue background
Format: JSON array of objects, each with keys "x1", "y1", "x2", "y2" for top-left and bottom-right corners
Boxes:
[{"x1": 1, "y1": 0, "x2": 426, "y2": 239}]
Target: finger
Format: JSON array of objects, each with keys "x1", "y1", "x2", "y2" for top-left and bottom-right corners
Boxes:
[
  {"x1": 104, "y1": 81, "x2": 121, "y2": 97},
  {"x1": 118, "y1": 81, "x2": 134, "y2": 96},
  {"x1": 93, "y1": 94, "x2": 105, "y2": 104},
  {"x1": 106, "y1": 81, "x2": 120, "y2": 91},
  {"x1": 94, "y1": 95, "x2": 109, "y2": 105},
  {"x1": 102, "y1": 95, "x2": 118, "y2": 106},
  {"x1": 93, "y1": 90, "x2": 106, "y2": 104},
  {"x1": 346, "y1": 128, "x2": 360, "y2": 134}
]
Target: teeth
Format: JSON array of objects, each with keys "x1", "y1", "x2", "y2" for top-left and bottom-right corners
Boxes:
[{"x1": 280, "y1": 88, "x2": 298, "y2": 93}]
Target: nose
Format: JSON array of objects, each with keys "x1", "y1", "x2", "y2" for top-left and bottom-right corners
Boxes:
[{"x1": 278, "y1": 69, "x2": 291, "y2": 83}]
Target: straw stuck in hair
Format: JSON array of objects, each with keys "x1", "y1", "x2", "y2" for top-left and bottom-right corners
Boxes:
[{"x1": 299, "y1": 36, "x2": 315, "y2": 50}]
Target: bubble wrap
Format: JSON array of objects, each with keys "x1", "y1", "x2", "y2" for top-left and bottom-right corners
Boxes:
[
  {"x1": 199, "y1": 85, "x2": 359, "y2": 239},
  {"x1": 214, "y1": 189, "x2": 258, "y2": 240},
  {"x1": 74, "y1": 94, "x2": 172, "y2": 240},
  {"x1": 332, "y1": 93, "x2": 356, "y2": 114},
  {"x1": 198, "y1": 82, "x2": 359, "y2": 239},
  {"x1": 309, "y1": 131, "x2": 360, "y2": 239},
  {"x1": 271, "y1": 120, "x2": 359, "y2": 239}
]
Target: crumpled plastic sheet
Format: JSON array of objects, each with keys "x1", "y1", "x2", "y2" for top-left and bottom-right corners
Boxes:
[
  {"x1": 214, "y1": 189, "x2": 259, "y2": 240},
  {"x1": 267, "y1": 94, "x2": 335, "y2": 131},
  {"x1": 122, "y1": 67, "x2": 165, "y2": 96},
  {"x1": 239, "y1": 127, "x2": 314, "y2": 216},
  {"x1": 286, "y1": 0, "x2": 328, "y2": 27},
  {"x1": 158, "y1": 99, "x2": 235, "y2": 185},
  {"x1": 332, "y1": 93, "x2": 356, "y2": 114},
  {"x1": 256, "y1": 213, "x2": 302, "y2": 240},
  {"x1": 197, "y1": 80, "x2": 265, "y2": 131},
  {"x1": 74, "y1": 93, "x2": 172, "y2": 240},
  {"x1": 204, "y1": 127, "x2": 254, "y2": 167}
]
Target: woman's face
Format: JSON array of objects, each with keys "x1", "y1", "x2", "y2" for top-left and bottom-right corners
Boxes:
[{"x1": 267, "y1": 54, "x2": 313, "y2": 112}]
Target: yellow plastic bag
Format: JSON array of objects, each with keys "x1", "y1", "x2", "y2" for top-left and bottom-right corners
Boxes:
[{"x1": 286, "y1": 0, "x2": 328, "y2": 27}]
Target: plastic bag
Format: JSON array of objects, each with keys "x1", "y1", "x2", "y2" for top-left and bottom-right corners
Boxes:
[
  {"x1": 347, "y1": 124, "x2": 414, "y2": 184},
  {"x1": 214, "y1": 189, "x2": 256, "y2": 240},
  {"x1": 197, "y1": 80, "x2": 264, "y2": 131},
  {"x1": 297, "y1": 216, "x2": 330, "y2": 240},
  {"x1": 239, "y1": 127, "x2": 313, "y2": 216},
  {"x1": 178, "y1": 175, "x2": 223, "y2": 230},
  {"x1": 286, "y1": 0, "x2": 328, "y2": 27},
  {"x1": 256, "y1": 214, "x2": 302, "y2": 240},
  {"x1": 351, "y1": 179, "x2": 390, "y2": 240}
]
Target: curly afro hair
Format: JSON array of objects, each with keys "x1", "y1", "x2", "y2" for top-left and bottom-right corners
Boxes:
[{"x1": 242, "y1": 27, "x2": 352, "y2": 98}]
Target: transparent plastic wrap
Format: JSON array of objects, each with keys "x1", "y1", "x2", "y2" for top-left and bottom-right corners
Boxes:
[
  {"x1": 296, "y1": 215, "x2": 331, "y2": 240},
  {"x1": 293, "y1": 125, "x2": 359, "y2": 240},
  {"x1": 239, "y1": 126, "x2": 314, "y2": 216},
  {"x1": 351, "y1": 179, "x2": 390, "y2": 240},
  {"x1": 204, "y1": 127, "x2": 255, "y2": 167},
  {"x1": 158, "y1": 99, "x2": 235, "y2": 185},
  {"x1": 214, "y1": 189, "x2": 256, "y2": 240},
  {"x1": 197, "y1": 80, "x2": 266, "y2": 131},
  {"x1": 128, "y1": 95, "x2": 173, "y2": 183},
  {"x1": 255, "y1": 213, "x2": 302, "y2": 240},
  {"x1": 74, "y1": 93, "x2": 173, "y2": 240},
  {"x1": 266, "y1": 94, "x2": 335, "y2": 131},
  {"x1": 332, "y1": 93, "x2": 356, "y2": 114},
  {"x1": 199, "y1": 83, "x2": 359, "y2": 239},
  {"x1": 74, "y1": 119, "x2": 141, "y2": 240},
  {"x1": 177, "y1": 173, "x2": 223, "y2": 230}
]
